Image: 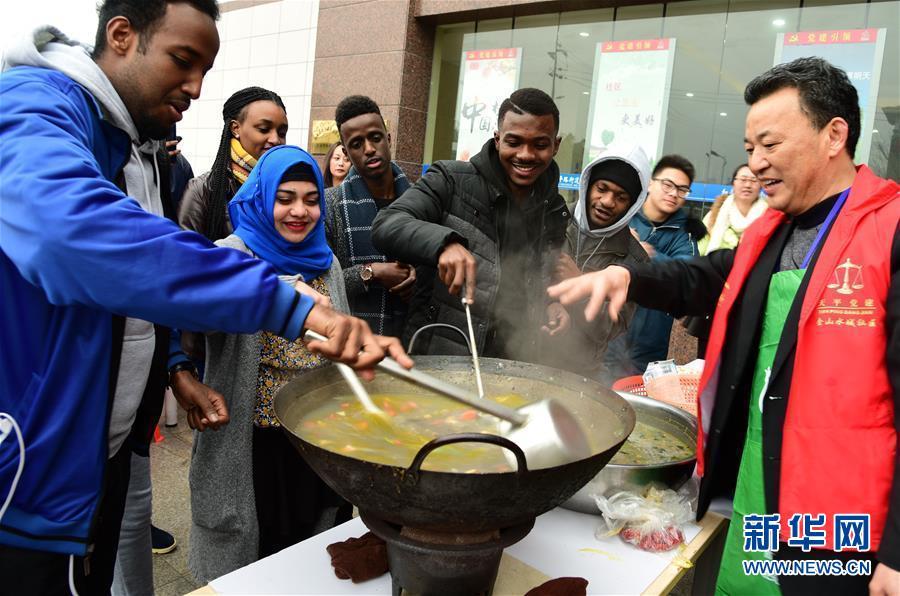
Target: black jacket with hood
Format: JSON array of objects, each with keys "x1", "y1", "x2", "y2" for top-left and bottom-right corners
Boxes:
[{"x1": 372, "y1": 139, "x2": 569, "y2": 359}]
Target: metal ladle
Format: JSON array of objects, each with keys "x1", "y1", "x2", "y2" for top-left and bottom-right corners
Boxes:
[
  {"x1": 331, "y1": 361, "x2": 390, "y2": 421},
  {"x1": 461, "y1": 288, "x2": 485, "y2": 399},
  {"x1": 303, "y1": 330, "x2": 592, "y2": 468}
]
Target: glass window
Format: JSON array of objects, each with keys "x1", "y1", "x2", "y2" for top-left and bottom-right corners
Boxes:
[
  {"x1": 424, "y1": 23, "x2": 474, "y2": 163},
  {"x1": 704, "y1": 0, "x2": 801, "y2": 194},
  {"x1": 423, "y1": 0, "x2": 899, "y2": 197},
  {"x1": 658, "y1": 1, "x2": 728, "y2": 187},
  {"x1": 472, "y1": 17, "x2": 515, "y2": 46},
  {"x1": 864, "y1": 1, "x2": 899, "y2": 180},
  {"x1": 511, "y1": 13, "x2": 561, "y2": 94},
  {"x1": 556, "y1": 9, "x2": 615, "y2": 185},
  {"x1": 612, "y1": 4, "x2": 665, "y2": 39}
]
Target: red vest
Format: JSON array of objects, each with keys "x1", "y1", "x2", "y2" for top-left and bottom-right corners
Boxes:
[{"x1": 697, "y1": 165, "x2": 900, "y2": 550}]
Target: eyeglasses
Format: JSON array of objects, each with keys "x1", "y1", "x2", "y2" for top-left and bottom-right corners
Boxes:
[
  {"x1": 652, "y1": 177, "x2": 691, "y2": 198},
  {"x1": 733, "y1": 176, "x2": 759, "y2": 184}
]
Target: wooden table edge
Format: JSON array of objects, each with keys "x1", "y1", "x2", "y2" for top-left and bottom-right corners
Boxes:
[{"x1": 641, "y1": 512, "x2": 727, "y2": 595}]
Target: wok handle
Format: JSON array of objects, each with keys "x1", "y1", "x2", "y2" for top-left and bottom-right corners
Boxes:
[
  {"x1": 407, "y1": 323, "x2": 472, "y2": 356},
  {"x1": 406, "y1": 433, "x2": 529, "y2": 482}
]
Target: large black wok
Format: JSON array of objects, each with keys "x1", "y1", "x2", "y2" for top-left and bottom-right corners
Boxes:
[{"x1": 274, "y1": 356, "x2": 635, "y2": 532}]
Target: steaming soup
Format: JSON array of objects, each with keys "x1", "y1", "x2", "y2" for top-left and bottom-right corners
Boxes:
[
  {"x1": 293, "y1": 392, "x2": 531, "y2": 473},
  {"x1": 609, "y1": 421, "x2": 694, "y2": 466}
]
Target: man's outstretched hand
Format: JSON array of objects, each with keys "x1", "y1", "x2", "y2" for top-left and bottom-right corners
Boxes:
[
  {"x1": 303, "y1": 304, "x2": 413, "y2": 380},
  {"x1": 547, "y1": 265, "x2": 632, "y2": 323}
]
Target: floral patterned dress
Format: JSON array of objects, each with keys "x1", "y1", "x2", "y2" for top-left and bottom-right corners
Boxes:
[{"x1": 254, "y1": 276, "x2": 329, "y2": 427}]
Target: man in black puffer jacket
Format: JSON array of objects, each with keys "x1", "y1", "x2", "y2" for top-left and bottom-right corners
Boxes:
[{"x1": 372, "y1": 88, "x2": 570, "y2": 362}]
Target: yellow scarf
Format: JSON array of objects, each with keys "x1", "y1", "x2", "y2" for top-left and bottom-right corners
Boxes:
[{"x1": 230, "y1": 137, "x2": 258, "y2": 184}]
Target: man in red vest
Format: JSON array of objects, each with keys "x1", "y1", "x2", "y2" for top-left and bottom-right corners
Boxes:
[{"x1": 549, "y1": 57, "x2": 899, "y2": 595}]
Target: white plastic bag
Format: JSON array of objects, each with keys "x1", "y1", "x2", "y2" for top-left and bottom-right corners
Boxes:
[{"x1": 593, "y1": 485, "x2": 694, "y2": 552}]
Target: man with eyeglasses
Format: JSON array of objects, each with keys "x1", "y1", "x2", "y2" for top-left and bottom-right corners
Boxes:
[{"x1": 608, "y1": 154, "x2": 706, "y2": 376}]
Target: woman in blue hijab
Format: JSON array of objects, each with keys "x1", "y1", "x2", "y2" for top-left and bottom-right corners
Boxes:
[
  {"x1": 228, "y1": 144, "x2": 334, "y2": 278},
  {"x1": 188, "y1": 146, "x2": 353, "y2": 582}
]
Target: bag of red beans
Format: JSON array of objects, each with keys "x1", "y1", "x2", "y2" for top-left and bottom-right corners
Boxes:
[{"x1": 619, "y1": 524, "x2": 685, "y2": 552}]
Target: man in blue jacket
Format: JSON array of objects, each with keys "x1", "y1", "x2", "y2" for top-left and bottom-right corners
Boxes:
[
  {"x1": 605, "y1": 154, "x2": 706, "y2": 376},
  {"x1": 0, "y1": 1, "x2": 408, "y2": 593}
]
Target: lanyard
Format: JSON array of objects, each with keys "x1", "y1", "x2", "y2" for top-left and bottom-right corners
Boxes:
[{"x1": 799, "y1": 188, "x2": 850, "y2": 270}]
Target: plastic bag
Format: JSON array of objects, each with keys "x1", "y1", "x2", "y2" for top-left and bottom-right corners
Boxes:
[{"x1": 593, "y1": 485, "x2": 694, "y2": 552}]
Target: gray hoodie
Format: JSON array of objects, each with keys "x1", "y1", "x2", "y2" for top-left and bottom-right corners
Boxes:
[
  {"x1": 571, "y1": 144, "x2": 650, "y2": 247},
  {"x1": 545, "y1": 145, "x2": 651, "y2": 379},
  {"x1": 4, "y1": 27, "x2": 165, "y2": 458}
]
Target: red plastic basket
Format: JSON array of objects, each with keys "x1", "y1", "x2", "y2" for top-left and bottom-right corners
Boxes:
[
  {"x1": 611, "y1": 374, "x2": 700, "y2": 415},
  {"x1": 611, "y1": 375, "x2": 650, "y2": 396}
]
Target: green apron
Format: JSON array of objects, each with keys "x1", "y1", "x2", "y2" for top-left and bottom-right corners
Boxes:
[{"x1": 714, "y1": 268, "x2": 805, "y2": 595}]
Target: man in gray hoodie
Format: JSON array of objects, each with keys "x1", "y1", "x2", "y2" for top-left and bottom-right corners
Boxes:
[{"x1": 547, "y1": 146, "x2": 650, "y2": 380}]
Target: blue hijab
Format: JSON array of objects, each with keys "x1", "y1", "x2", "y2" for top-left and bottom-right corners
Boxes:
[{"x1": 229, "y1": 145, "x2": 333, "y2": 278}]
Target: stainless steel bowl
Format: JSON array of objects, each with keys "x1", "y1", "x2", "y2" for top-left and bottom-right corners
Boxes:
[{"x1": 561, "y1": 392, "x2": 697, "y2": 514}]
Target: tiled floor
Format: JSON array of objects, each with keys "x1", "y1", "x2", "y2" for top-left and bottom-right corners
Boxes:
[{"x1": 150, "y1": 405, "x2": 202, "y2": 595}]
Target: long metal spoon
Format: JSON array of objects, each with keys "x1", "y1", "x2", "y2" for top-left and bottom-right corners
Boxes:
[
  {"x1": 332, "y1": 361, "x2": 390, "y2": 421},
  {"x1": 304, "y1": 330, "x2": 523, "y2": 425},
  {"x1": 461, "y1": 291, "x2": 486, "y2": 399}
]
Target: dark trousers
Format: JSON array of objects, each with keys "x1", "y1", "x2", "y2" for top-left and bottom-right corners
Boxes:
[
  {"x1": 0, "y1": 445, "x2": 132, "y2": 596},
  {"x1": 775, "y1": 545, "x2": 876, "y2": 595},
  {"x1": 252, "y1": 426, "x2": 351, "y2": 559}
]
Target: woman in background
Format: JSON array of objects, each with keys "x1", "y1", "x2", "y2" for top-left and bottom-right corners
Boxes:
[
  {"x1": 188, "y1": 146, "x2": 350, "y2": 583},
  {"x1": 180, "y1": 86, "x2": 289, "y2": 242},
  {"x1": 323, "y1": 141, "x2": 350, "y2": 188},
  {"x1": 699, "y1": 163, "x2": 767, "y2": 254}
]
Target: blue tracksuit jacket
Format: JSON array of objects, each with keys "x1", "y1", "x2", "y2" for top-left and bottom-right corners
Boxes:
[{"x1": 0, "y1": 66, "x2": 313, "y2": 555}]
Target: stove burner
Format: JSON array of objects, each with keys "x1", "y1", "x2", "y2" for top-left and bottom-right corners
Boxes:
[
  {"x1": 360, "y1": 510, "x2": 534, "y2": 596},
  {"x1": 399, "y1": 526, "x2": 500, "y2": 546}
]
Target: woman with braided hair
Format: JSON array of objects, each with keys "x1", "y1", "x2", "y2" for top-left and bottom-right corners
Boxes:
[
  {"x1": 179, "y1": 86, "x2": 289, "y2": 241},
  {"x1": 178, "y1": 88, "x2": 289, "y2": 362}
]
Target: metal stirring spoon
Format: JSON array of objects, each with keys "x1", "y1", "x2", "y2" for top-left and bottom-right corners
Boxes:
[
  {"x1": 461, "y1": 285, "x2": 485, "y2": 399},
  {"x1": 332, "y1": 362, "x2": 394, "y2": 424}
]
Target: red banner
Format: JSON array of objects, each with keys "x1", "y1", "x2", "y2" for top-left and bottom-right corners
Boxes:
[
  {"x1": 464, "y1": 48, "x2": 519, "y2": 61},
  {"x1": 601, "y1": 38, "x2": 670, "y2": 53},
  {"x1": 783, "y1": 28, "x2": 879, "y2": 46}
]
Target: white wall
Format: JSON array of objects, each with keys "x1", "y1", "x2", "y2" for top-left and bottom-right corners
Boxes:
[
  {"x1": 179, "y1": 0, "x2": 319, "y2": 174},
  {"x1": 2, "y1": 0, "x2": 98, "y2": 55}
]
